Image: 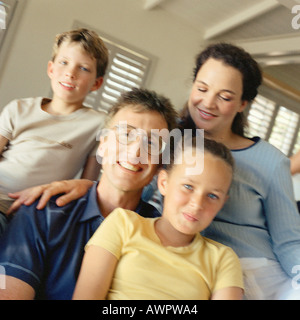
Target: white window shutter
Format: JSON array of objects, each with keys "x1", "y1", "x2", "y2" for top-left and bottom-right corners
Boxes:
[
  {"x1": 247, "y1": 94, "x2": 300, "y2": 156},
  {"x1": 0, "y1": 0, "x2": 18, "y2": 49},
  {"x1": 246, "y1": 95, "x2": 275, "y2": 139},
  {"x1": 84, "y1": 37, "x2": 151, "y2": 113},
  {"x1": 0, "y1": 2, "x2": 6, "y2": 30},
  {"x1": 269, "y1": 106, "x2": 299, "y2": 155}
]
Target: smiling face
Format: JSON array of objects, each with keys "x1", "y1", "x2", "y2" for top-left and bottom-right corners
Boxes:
[
  {"x1": 98, "y1": 106, "x2": 169, "y2": 194},
  {"x1": 188, "y1": 58, "x2": 248, "y2": 139},
  {"x1": 158, "y1": 149, "x2": 232, "y2": 238},
  {"x1": 47, "y1": 41, "x2": 103, "y2": 107}
]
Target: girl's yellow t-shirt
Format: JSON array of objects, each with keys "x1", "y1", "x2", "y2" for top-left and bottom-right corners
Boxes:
[{"x1": 86, "y1": 208, "x2": 244, "y2": 300}]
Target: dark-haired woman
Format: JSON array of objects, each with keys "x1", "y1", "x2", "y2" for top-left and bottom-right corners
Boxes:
[{"x1": 180, "y1": 43, "x2": 300, "y2": 300}]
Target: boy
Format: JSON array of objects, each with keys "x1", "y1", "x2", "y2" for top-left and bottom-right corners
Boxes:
[
  {"x1": 0, "y1": 28, "x2": 108, "y2": 225},
  {"x1": 0, "y1": 88, "x2": 178, "y2": 300}
]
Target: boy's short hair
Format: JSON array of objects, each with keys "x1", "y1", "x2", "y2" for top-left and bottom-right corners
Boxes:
[
  {"x1": 51, "y1": 28, "x2": 109, "y2": 78},
  {"x1": 105, "y1": 88, "x2": 178, "y2": 132}
]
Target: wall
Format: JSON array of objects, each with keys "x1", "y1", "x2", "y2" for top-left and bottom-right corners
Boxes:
[{"x1": 0, "y1": 0, "x2": 203, "y2": 110}]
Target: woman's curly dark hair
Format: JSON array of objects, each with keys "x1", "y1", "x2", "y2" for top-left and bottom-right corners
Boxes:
[
  {"x1": 182, "y1": 43, "x2": 262, "y2": 137},
  {"x1": 193, "y1": 43, "x2": 262, "y2": 102}
]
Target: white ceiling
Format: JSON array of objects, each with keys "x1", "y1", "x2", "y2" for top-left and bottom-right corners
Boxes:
[
  {"x1": 143, "y1": 0, "x2": 300, "y2": 93},
  {"x1": 144, "y1": 0, "x2": 297, "y2": 39}
]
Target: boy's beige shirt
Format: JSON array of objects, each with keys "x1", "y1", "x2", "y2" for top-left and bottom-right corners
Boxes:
[{"x1": 0, "y1": 97, "x2": 106, "y2": 212}]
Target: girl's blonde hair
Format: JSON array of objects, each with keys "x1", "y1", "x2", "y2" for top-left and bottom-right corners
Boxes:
[{"x1": 166, "y1": 133, "x2": 234, "y2": 173}]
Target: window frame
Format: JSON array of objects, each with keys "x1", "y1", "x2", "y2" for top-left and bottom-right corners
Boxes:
[
  {"x1": 0, "y1": 0, "x2": 18, "y2": 50},
  {"x1": 0, "y1": 0, "x2": 26, "y2": 80},
  {"x1": 245, "y1": 84, "x2": 300, "y2": 156},
  {"x1": 73, "y1": 20, "x2": 155, "y2": 113}
]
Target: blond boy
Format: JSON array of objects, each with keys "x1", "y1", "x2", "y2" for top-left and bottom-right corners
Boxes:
[{"x1": 0, "y1": 29, "x2": 108, "y2": 222}]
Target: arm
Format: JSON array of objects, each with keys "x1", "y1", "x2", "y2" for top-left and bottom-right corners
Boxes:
[
  {"x1": 265, "y1": 156, "x2": 300, "y2": 277},
  {"x1": 80, "y1": 156, "x2": 101, "y2": 180},
  {"x1": 290, "y1": 151, "x2": 300, "y2": 175},
  {"x1": 0, "y1": 102, "x2": 15, "y2": 156},
  {"x1": 7, "y1": 179, "x2": 93, "y2": 214},
  {"x1": 0, "y1": 276, "x2": 35, "y2": 300},
  {"x1": 0, "y1": 134, "x2": 8, "y2": 155},
  {"x1": 211, "y1": 287, "x2": 243, "y2": 300},
  {"x1": 73, "y1": 245, "x2": 118, "y2": 300}
]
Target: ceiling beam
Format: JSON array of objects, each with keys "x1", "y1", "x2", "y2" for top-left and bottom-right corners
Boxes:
[
  {"x1": 143, "y1": 0, "x2": 166, "y2": 10},
  {"x1": 204, "y1": 0, "x2": 280, "y2": 40},
  {"x1": 236, "y1": 33, "x2": 300, "y2": 66},
  {"x1": 263, "y1": 72, "x2": 300, "y2": 104},
  {"x1": 276, "y1": 0, "x2": 300, "y2": 10}
]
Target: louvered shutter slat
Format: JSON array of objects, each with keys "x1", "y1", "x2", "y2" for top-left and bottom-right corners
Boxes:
[
  {"x1": 246, "y1": 95, "x2": 276, "y2": 140},
  {"x1": 269, "y1": 106, "x2": 300, "y2": 155}
]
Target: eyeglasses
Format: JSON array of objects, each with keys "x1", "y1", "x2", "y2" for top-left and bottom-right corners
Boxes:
[{"x1": 112, "y1": 124, "x2": 166, "y2": 156}]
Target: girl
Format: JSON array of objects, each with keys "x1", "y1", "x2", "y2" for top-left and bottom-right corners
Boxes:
[{"x1": 72, "y1": 136, "x2": 244, "y2": 300}]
